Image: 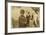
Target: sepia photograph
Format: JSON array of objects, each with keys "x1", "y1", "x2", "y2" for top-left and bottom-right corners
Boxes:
[
  {"x1": 7, "y1": 1, "x2": 44, "y2": 34},
  {"x1": 11, "y1": 6, "x2": 40, "y2": 28}
]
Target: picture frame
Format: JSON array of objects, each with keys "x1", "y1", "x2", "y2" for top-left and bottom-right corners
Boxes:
[{"x1": 5, "y1": 1, "x2": 44, "y2": 35}]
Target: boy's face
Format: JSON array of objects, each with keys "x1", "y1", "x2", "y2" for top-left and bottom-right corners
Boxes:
[{"x1": 20, "y1": 10, "x2": 25, "y2": 15}]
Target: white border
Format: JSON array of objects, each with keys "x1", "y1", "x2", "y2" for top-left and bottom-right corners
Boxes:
[{"x1": 8, "y1": 2, "x2": 43, "y2": 33}]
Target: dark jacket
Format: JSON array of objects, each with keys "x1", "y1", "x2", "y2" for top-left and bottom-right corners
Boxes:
[{"x1": 19, "y1": 15, "x2": 26, "y2": 27}]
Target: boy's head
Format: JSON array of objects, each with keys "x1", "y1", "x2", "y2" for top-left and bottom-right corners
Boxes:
[{"x1": 20, "y1": 9, "x2": 25, "y2": 15}]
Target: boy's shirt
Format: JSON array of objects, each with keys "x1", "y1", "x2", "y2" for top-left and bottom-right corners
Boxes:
[{"x1": 19, "y1": 15, "x2": 27, "y2": 27}]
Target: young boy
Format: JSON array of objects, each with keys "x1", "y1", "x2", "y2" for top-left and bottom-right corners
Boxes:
[
  {"x1": 26, "y1": 12, "x2": 30, "y2": 27},
  {"x1": 19, "y1": 9, "x2": 27, "y2": 27}
]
